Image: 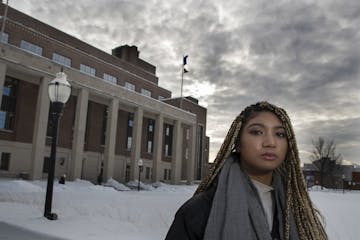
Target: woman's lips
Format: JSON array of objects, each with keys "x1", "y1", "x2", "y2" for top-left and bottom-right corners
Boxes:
[{"x1": 261, "y1": 153, "x2": 277, "y2": 160}]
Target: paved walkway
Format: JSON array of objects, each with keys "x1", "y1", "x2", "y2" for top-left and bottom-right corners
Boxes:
[{"x1": 0, "y1": 221, "x2": 69, "y2": 240}]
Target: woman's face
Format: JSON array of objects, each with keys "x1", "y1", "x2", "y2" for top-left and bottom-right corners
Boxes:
[{"x1": 237, "y1": 111, "x2": 288, "y2": 177}]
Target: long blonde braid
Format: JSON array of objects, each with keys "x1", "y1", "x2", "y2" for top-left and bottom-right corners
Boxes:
[{"x1": 195, "y1": 101, "x2": 327, "y2": 240}]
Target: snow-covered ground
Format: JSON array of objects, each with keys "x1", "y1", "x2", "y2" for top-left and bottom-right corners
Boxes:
[{"x1": 0, "y1": 178, "x2": 359, "y2": 240}]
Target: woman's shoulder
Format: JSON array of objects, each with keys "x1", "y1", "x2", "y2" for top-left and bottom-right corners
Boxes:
[
  {"x1": 165, "y1": 185, "x2": 216, "y2": 240},
  {"x1": 177, "y1": 186, "x2": 215, "y2": 218}
]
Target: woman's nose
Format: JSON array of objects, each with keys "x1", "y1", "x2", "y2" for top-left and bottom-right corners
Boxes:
[{"x1": 262, "y1": 134, "x2": 276, "y2": 147}]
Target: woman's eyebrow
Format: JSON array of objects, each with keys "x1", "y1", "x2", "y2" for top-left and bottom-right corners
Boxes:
[{"x1": 247, "y1": 123, "x2": 285, "y2": 129}]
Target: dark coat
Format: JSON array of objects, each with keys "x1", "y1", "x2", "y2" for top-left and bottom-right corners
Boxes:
[{"x1": 164, "y1": 184, "x2": 217, "y2": 240}]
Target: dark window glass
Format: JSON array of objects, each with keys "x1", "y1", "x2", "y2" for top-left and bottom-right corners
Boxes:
[
  {"x1": 0, "y1": 77, "x2": 18, "y2": 130},
  {"x1": 101, "y1": 107, "x2": 108, "y2": 145},
  {"x1": 147, "y1": 119, "x2": 155, "y2": 153},
  {"x1": 126, "y1": 113, "x2": 134, "y2": 150},
  {"x1": 0, "y1": 152, "x2": 10, "y2": 170},
  {"x1": 43, "y1": 157, "x2": 50, "y2": 173},
  {"x1": 163, "y1": 124, "x2": 173, "y2": 156}
]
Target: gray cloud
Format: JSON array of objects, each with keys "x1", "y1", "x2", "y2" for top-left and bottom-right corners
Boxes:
[{"x1": 9, "y1": 0, "x2": 360, "y2": 164}]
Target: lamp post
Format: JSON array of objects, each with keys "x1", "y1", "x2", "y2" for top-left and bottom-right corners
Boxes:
[
  {"x1": 137, "y1": 159, "x2": 143, "y2": 191},
  {"x1": 342, "y1": 174, "x2": 346, "y2": 194},
  {"x1": 44, "y1": 70, "x2": 71, "y2": 220}
]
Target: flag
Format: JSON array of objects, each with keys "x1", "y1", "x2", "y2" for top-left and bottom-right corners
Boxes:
[
  {"x1": 183, "y1": 55, "x2": 188, "y2": 73},
  {"x1": 183, "y1": 55, "x2": 188, "y2": 65}
]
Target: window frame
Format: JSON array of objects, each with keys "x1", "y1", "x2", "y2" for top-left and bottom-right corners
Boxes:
[{"x1": 20, "y1": 40, "x2": 43, "y2": 55}]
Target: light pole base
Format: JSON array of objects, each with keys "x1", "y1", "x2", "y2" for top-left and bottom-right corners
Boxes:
[{"x1": 44, "y1": 212, "x2": 58, "y2": 220}]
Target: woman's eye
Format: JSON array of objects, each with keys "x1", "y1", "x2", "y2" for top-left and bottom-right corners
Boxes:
[
  {"x1": 276, "y1": 132, "x2": 286, "y2": 138},
  {"x1": 249, "y1": 129, "x2": 263, "y2": 135}
]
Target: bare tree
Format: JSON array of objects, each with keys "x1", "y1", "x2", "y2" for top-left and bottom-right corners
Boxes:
[{"x1": 310, "y1": 137, "x2": 342, "y2": 189}]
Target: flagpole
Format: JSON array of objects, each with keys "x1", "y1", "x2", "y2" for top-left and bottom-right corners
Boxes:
[
  {"x1": 0, "y1": 0, "x2": 9, "y2": 39},
  {"x1": 180, "y1": 57, "x2": 184, "y2": 109}
]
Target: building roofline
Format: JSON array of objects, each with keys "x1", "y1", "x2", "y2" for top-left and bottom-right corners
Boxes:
[{"x1": 2, "y1": 4, "x2": 171, "y2": 95}]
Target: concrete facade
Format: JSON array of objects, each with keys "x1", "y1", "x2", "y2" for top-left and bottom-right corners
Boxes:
[{"x1": 0, "y1": 3, "x2": 209, "y2": 184}]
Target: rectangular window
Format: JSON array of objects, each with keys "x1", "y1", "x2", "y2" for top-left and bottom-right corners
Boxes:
[
  {"x1": 164, "y1": 169, "x2": 167, "y2": 180},
  {"x1": 126, "y1": 113, "x2": 134, "y2": 150},
  {"x1": 165, "y1": 144, "x2": 169, "y2": 156},
  {"x1": 0, "y1": 32, "x2": 9, "y2": 43},
  {"x1": 52, "y1": 53, "x2": 71, "y2": 67},
  {"x1": 80, "y1": 64, "x2": 96, "y2": 76},
  {"x1": 168, "y1": 169, "x2": 171, "y2": 180},
  {"x1": 145, "y1": 167, "x2": 150, "y2": 179},
  {"x1": 141, "y1": 88, "x2": 151, "y2": 97},
  {"x1": 20, "y1": 40, "x2": 43, "y2": 55},
  {"x1": 185, "y1": 148, "x2": 189, "y2": 159},
  {"x1": 103, "y1": 73, "x2": 117, "y2": 84},
  {"x1": 147, "y1": 141, "x2": 152, "y2": 153},
  {"x1": 128, "y1": 119, "x2": 133, "y2": 127},
  {"x1": 0, "y1": 77, "x2": 18, "y2": 130},
  {"x1": 186, "y1": 129, "x2": 190, "y2": 140},
  {"x1": 43, "y1": 157, "x2": 50, "y2": 173},
  {"x1": 0, "y1": 152, "x2": 10, "y2": 171},
  {"x1": 146, "y1": 119, "x2": 155, "y2": 153},
  {"x1": 127, "y1": 137, "x2": 132, "y2": 150},
  {"x1": 101, "y1": 107, "x2": 108, "y2": 145},
  {"x1": 163, "y1": 124, "x2": 173, "y2": 157},
  {"x1": 124, "y1": 82, "x2": 135, "y2": 91}
]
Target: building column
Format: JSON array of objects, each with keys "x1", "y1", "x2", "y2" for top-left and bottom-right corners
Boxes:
[
  {"x1": 152, "y1": 114, "x2": 163, "y2": 182},
  {"x1": 130, "y1": 107, "x2": 143, "y2": 181},
  {"x1": 70, "y1": 88, "x2": 89, "y2": 180},
  {"x1": 103, "y1": 98, "x2": 119, "y2": 181},
  {"x1": 0, "y1": 62, "x2": 6, "y2": 108},
  {"x1": 30, "y1": 76, "x2": 50, "y2": 179},
  {"x1": 171, "y1": 120, "x2": 182, "y2": 184},
  {"x1": 187, "y1": 124, "x2": 196, "y2": 184}
]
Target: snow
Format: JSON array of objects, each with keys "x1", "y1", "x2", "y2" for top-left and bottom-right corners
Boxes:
[{"x1": 0, "y1": 178, "x2": 358, "y2": 240}]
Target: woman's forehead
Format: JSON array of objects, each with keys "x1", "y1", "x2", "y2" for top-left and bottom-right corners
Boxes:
[{"x1": 243, "y1": 111, "x2": 284, "y2": 127}]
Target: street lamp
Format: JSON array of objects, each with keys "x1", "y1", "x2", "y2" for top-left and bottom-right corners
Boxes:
[
  {"x1": 44, "y1": 70, "x2": 71, "y2": 220},
  {"x1": 137, "y1": 159, "x2": 144, "y2": 191}
]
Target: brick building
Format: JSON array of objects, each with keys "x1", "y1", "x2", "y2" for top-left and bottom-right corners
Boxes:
[{"x1": 0, "y1": 3, "x2": 209, "y2": 184}]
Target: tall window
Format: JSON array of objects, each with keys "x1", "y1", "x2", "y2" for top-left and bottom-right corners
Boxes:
[
  {"x1": 52, "y1": 53, "x2": 71, "y2": 67},
  {"x1": 101, "y1": 107, "x2": 108, "y2": 145},
  {"x1": 147, "y1": 119, "x2": 155, "y2": 153},
  {"x1": 0, "y1": 32, "x2": 9, "y2": 43},
  {"x1": 163, "y1": 169, "x2": 171, "y2": 180},
  {"x1": 145, "y1": 167, "x2": 152, "y2": 179},
  {"x1": 197, "y1": 125, "x2": 204, "y2": 180},
  {"x1": 164, "y1": 124, "x2": 173, "y2": 157},
  {"x1": 0, "y1": 152, "x2": 10, "y2": 171},
  {"x1": 124, "y1": 82, "x2": 135, "y2": 92},
  {"x1": 43, "y1": 157, "x2": 50, "y2": 173},
  {"x1": 80, "y1": 64, "x2": 96, "y2": 76},
  {"x1": 186, "y1": 128, "x2": 190, "y2": 140},
  {"x1": 20, "y1": 40, "x2": 43, "y2": 55},
  {"x1": 0, "y1": 77, "x2": 18, "y2": 130},
  {"x1": 126, "y1": 113, "x2": 134, "y2": 150},
  {"x1": 103, "y1": 73, "x2": 117, "y2": 84},
  {"x1": 141, "y1": 88, "x2": 151, "y2": 97}
]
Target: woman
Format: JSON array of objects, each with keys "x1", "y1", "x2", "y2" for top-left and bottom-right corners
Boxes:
[{"x1": 165, "y1": 101, "x2": 327, "y2": 240}]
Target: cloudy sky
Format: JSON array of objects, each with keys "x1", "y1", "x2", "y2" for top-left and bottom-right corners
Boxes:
[{"x1": 8, "y1": 0, "x2": 360, "y2": 164}]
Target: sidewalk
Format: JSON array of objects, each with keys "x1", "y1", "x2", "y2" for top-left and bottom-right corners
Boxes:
[{"x1": 0, "y1": 221, "x2": 69, "y2": 240}]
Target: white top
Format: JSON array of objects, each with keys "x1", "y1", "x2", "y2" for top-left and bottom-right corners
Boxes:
[{"x1": 251, "y1": 179, "x2": 274, "y2": 231}]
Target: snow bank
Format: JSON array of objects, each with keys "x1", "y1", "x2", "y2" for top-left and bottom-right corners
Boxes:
[{"x1": 0, "y1": 178, "x2": 359, "y2": 240}]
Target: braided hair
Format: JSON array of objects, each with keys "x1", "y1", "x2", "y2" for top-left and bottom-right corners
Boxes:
[{"x1": 195, "y1": 101, "x2": 327, "y2": 240}]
